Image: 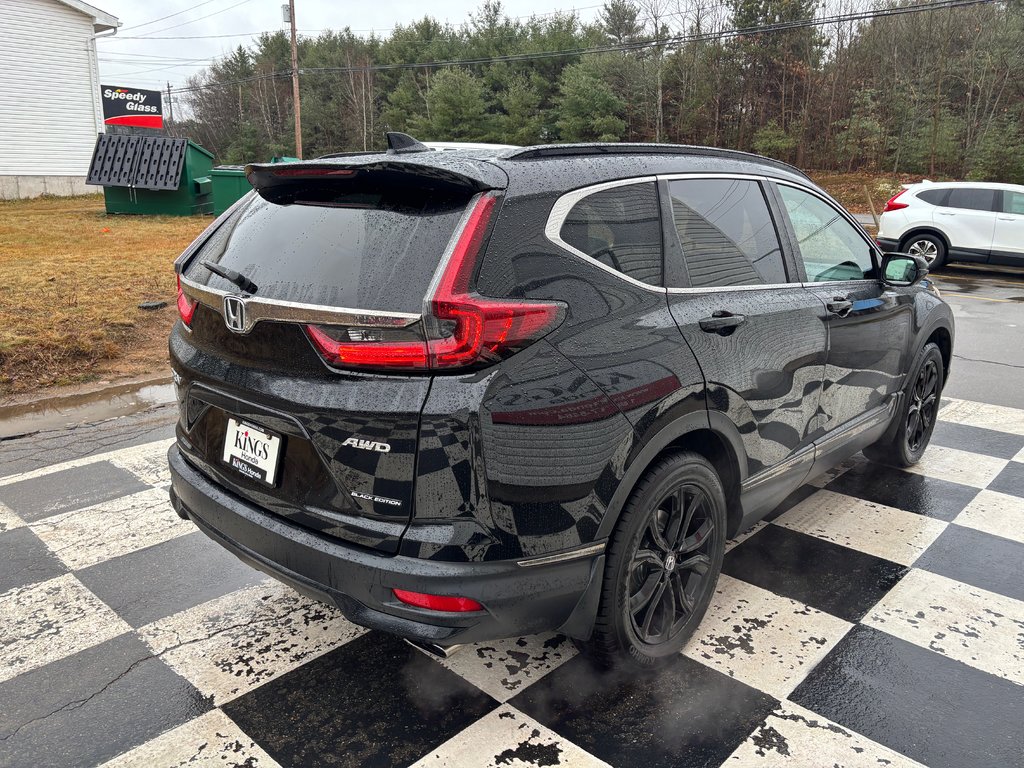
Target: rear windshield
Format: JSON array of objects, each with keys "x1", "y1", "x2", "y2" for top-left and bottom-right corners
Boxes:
[{"x1": 183, "y1": 185, "x2": 469, "y2": 313}]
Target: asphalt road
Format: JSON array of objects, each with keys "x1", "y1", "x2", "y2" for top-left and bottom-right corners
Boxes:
[{"x1": 929, "y1": 264, "x2": 1024, "y2": 410}]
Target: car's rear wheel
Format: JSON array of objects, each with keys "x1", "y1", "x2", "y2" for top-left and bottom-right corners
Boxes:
[
  {"x1": 579, "y1": 451, "x2": 726, "y2": 668},
  {"x1": 902, "y1": 233, "x2": 946, "y2": 269},
  {"x1": 864, "y1": 342, "x2": 944, "y2": 467}
]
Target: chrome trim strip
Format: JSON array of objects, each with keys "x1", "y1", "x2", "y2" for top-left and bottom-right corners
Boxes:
[
  {"x1": 544, "y1": 176, "x2": 665, "y2": 294},
  {"x1": 657, "y1": 172, "x2": 770, "y2": 183},
  {"x1": 178, "y1": 274, "x2": 421, "y2": 334},
  {"x1": 740, "y1": 445, "x2": 815, "y2": 491},
  {"x1": 516, "y1": 542, "x2": 606, "y2": 568},
  {"x1": 666, "y1": 282, "x2": 805, "y2": 295},
  {"x1": 814, "y1": 397, "x2": 897, "y2": 453}
]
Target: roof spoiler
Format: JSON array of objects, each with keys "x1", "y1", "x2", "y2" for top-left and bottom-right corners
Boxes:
[{"x1": 246, "y1": 158, "x2": 507, "y2": 203}]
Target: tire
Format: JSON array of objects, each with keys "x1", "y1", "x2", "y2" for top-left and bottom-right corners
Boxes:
[
  {"x1": 863, "y1": 342, "x2": 944, "y2": 467},
  {"x1": 578, "y1": 451, "x2": 727, "y2": 668},
  {"x1": 901, "y1": 233, "x2": 947, "y2": 269}
]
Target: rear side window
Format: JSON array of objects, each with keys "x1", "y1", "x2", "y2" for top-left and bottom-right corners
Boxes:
[
  {"x1": 917, "y1": 189, "x2": 949, "y2": 206},
  {"x1": 946, "y1": 188, "x2": 997, "y2": 212},
  {"x1": 666, "y1": 178, "x2": 786, "y2": 288},
  {"x1": 559, "y1": 182, "x2": 663, "y2": 286},
  {"x1": 183, "y1": 185, "x2": 470, "y2": 314},
  {"x1": 1002, "y1": 190, "x2": 1024, "y2": 215}
]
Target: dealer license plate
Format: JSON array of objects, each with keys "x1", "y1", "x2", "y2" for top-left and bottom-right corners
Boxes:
[{"x1": 222, "y1": 418, "x2": 282, "y2": 486}]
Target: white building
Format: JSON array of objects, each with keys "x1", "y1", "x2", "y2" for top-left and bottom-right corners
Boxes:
[{"x1": 0, "y1": 0, "x2": 119, "y2": 199}]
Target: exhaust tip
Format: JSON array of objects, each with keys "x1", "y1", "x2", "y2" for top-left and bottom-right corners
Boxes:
[{"x1": 404, "y1": 638, "x2": 464, "y2": 659}]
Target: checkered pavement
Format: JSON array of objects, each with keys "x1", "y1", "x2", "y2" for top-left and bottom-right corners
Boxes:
[{"x1": 1, "y1": 397, "x2": 1023, "y2": 768}]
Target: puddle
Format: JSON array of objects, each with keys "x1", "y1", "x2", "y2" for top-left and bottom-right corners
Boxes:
[{"x1": 0, "y1": 381, "x2": 175, "y2": 439}]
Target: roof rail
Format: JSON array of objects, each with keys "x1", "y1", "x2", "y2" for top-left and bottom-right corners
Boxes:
[{"x1": 503, "y1": 143, "x2": 811, "y2": 181}]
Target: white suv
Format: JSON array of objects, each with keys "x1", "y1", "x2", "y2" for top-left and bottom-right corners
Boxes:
[{"x1": 876, "y1": 181, "x2": 1024, "y2": 268}]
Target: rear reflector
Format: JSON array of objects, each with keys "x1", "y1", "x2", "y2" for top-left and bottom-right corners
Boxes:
[
  {"x1": 176, "y1": 275, "x2": 197, "y2": 327},
  {"x1": 883, "y1": 190, "x2": 909, "y2": 212},
  {"x1": 305, "y1": 192, "x2": 564, "y2": 373},
  {"x1": 392, "y1": 589, "x2": 483, "y2": 612}
]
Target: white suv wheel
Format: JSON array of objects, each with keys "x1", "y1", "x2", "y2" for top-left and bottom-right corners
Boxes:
[{"x1": 908, "y1": 239, "x2": 939, "y2": 264}]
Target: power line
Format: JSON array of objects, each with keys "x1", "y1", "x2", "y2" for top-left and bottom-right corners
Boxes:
[
  {"x1": 119, "y1": 0, "x2": 223, "y2": 32},
  {"x1": 129, "y1": 0, "x2": 257, "y2": 37},
  {"x1": 171, "y1": 0, "x2": 993, "y2": 94},
  {"x1": 101, "y1": 4, "x2": 607, "y2": 41}
]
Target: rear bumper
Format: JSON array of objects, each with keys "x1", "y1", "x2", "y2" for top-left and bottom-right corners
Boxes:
[
  {"x1": 876, "y1": 237, "x2": 900, "y2": 252},
  {"x1": 168, "y1": 444, "x2": 604, "y2": 645}
]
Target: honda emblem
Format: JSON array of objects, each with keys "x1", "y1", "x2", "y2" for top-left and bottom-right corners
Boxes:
[{"x1": 223, "y1": 295, "x2": 247, "y2": 333}]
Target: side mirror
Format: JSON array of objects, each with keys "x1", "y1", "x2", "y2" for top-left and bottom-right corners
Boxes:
[{"x1": 881, "y1": 252, "x2": 929, "y2": 287}]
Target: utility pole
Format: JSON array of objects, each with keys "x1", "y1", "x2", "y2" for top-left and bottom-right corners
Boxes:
[
  {"x1": 287, "y1": 0, "x2": 302, "y2": 158},
  {"x1": 166, "y1": 82, "x2": 174, "y2": 135}
]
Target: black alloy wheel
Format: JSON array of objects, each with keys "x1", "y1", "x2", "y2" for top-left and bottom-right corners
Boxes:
[
  {"x1": 863, "y1": 341, "x2": 945, "y2": 467},
  {"x1": 581, "y1": 451, "x2": 727, "y2": 668},
  {"x1": 628, "y1": 484, "x2": 716, "y2": 646},
  {"x1": 906, "y1": 358, "x2": 939, "y2": 453}
]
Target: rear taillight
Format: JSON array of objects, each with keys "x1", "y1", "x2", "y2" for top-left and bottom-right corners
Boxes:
[
  {"x1": 306, "y1": 193, "x2": 564, "y2": 373},
  {"x1": 176, "y1": 275, "x2": 197, "y2": 327},
  {"x1": 883, "y1": 190, "x2": 909, "y2": 212},
  {"x1": 392, "y1": 589, "x2": 483, "y2": 612}
]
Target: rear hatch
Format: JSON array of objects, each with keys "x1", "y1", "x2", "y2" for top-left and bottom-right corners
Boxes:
[{"x1": 173, "y1": 158, "x2": 507, "y2": 554}]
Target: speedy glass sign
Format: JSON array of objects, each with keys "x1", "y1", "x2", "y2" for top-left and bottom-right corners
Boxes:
[{"x1": 100, "y1": 85, "x2": 163, "y2": 129}]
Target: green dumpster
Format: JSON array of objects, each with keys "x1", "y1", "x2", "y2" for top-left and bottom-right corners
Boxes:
[
  {"x1": 210, "y1": 166, "x2": 249, "y2": 216},
  {"x1": 86, "y1": 135, "x2": 215, "y2": 216}
]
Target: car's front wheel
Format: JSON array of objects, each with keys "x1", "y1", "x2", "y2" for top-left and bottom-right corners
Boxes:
[
  {"x1": 902, "y1": 233, "x2": 947, "y2": 269},
  {"x1": 864, "y1": 341, "x2": 944, "y2": 467},
  {"x1": 579, "y1": 451, "x2": 726, "y2": 668}
]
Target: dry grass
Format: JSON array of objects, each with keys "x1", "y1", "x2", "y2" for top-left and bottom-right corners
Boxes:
[
  {"x1": 808, "y1": 170, "x2": 940, "y2": 215},
  {"x1": 0, "y1": 195, "x2": 207, "y2": 396}
]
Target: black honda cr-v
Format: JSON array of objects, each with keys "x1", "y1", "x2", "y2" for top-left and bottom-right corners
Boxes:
[{"x1": 168, "y1": 134, "x2": 954, "y2": 666}]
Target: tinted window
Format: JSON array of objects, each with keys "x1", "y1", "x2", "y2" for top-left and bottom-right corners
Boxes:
[
  {"x1": 779, "y1": 185, "x2": 875, "y2": 282},
  {"x1": 946, "y1": 188, "x2": 997, "y2": 212},
  {"x1": 183, "y1": 187, "x2": 469, "y2": 313},
  {"x1": 917, "y1": 189, "x2": 949, "y2": 206},
  {"x1": 667, "y1": 178, "x2": 785, "y2": 287},
  {"x1": 1002, "y1": 191, "x2": 1024, "y2": 215},
  {"x1": 560, "y1": 183, "x2": 663, "y2": 286}
]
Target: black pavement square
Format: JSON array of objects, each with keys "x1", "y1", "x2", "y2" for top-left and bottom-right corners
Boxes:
[
  {"x1": 987, "y1": 460, "x2": 1024, "y2": 498},
  {"x1": 77, "y1": 530, "x2": 267, "y2": 627},
  {"x1": 0, "y1": 526, "x2": 67, "y2": 594},
  {"x1": 790, "y1": 624, "x2": 1024, "y2": 768},
  {"x1": 914, "y1": 524, "x2": 1024, "y2": 602},
  {"x1": 930, "y1": 420, "x2": 1024, "y2": 460},
  {"x1": 723, "y1": 524, "x2": 907, "y2": 622},
  {"x1": 0, "y1": 462, "x2": 150, "y2": 523},
  {"x1": 825, "y1": 461, "x2": 977, "y2": 521},
  {"x1": 511, "y1": 653, "x2": 778, "y2": 768},
  {"x1": 0, "y1": 632, "x2": 211, "y2": 768},
  {"x1": 223, "y1": 632, "x2": 497, "y2": 768}
]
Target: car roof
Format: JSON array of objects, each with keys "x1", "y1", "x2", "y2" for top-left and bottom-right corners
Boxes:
[
  {"x1": 909, "y1": 180, "x2": 1024, "y2": 192},
  {"x1": 305, "y1": 139, "x2": 821, "y2": 198}
]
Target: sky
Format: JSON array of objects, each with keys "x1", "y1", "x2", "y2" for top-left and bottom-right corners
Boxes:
[{"x1": 94, "y1": 0, "x2": 607, "y2": 92}]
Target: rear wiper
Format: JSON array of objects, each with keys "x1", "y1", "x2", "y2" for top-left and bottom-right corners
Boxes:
[{"x1": 202, "y1": 260, "x2": 258, "y2": 294}]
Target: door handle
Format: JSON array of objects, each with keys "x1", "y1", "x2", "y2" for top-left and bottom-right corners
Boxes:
[
  {"x1": 698, "y1": 310, "x2": 746, "y2": 335},
  {"x1": 826, "y1": 297, "x2": 853, "y2": 317},
  {"x1": 998, "y1": 216, "x2": 1016, "y2": 221},
  {"x1": 937, "y1": 211, "x2": 956, "y2": 216}
]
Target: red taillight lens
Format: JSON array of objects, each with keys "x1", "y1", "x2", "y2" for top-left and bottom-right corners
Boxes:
[
  {"x1": 392, "y1": 589, "x2": 483, "y2": 612},
  {"x1": 306, "y1": 192, "x2": 564, "y2": 373},
  {"x1": 883, "y1": 190, "x2": 909, "y2": 212},
  {"x1": 305, "y1": 324, "x2": 429, "y2": 370},
  {"x1": 176, "y1": 275, "x2": 197, "y2": 327}
]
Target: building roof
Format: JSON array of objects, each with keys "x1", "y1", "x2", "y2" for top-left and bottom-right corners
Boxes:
[{"x1": 55, "y1": 0, "x2": 119, "y2": 33}]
